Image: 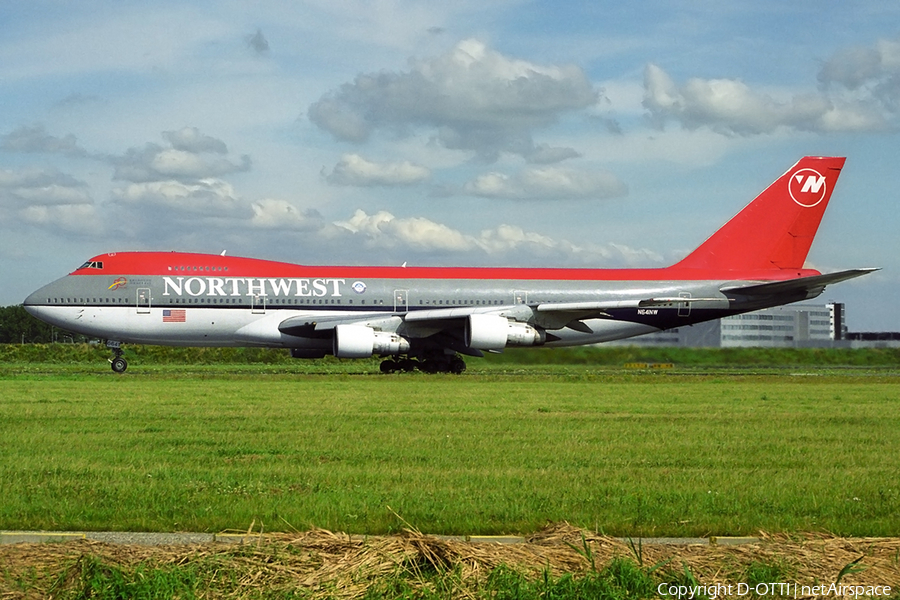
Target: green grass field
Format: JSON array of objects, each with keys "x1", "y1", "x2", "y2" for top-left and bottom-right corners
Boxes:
[{"x1": 1, "y1": 346, "x2": 898, "y2": 538}]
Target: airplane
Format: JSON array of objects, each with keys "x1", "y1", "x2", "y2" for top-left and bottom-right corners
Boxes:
[{"x1": 23, "y1": 156, "x2": 876, "y2": 374}]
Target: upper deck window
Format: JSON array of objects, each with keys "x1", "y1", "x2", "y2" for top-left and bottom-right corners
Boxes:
[
  {"x1": 78, "y1": 261, "x2": 104, "y2": 270},
  {"x1": 168, "y1": 265, "x2": 228, "y2": 272}
]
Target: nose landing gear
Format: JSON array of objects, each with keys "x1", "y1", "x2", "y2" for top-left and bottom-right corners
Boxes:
[{"x1": 106, "y1": 340, "x2": 127, "y2": 373}]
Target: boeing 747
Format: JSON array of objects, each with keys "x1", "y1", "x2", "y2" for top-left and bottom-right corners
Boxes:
[{"x1": 24, "y1": 156, "x2": 876, "y2": 373}]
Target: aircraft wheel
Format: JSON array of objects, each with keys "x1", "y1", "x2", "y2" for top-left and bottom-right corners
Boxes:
[
  {"x1": 111, "y1": 357, "x2": 128, "y2": 373},
  {"x1": 450, "y1": 357, "x2": 466, "y2": 374},
  {"x1": 399, "y1": 358, "x2": 417, "y2": 372},
  {"x1": 380, "y1": 359, "x2": 397, "y2": 374}
]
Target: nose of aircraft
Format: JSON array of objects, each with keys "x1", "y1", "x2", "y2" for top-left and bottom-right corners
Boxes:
[
  {"x1": 23, "y1": 286, "x2": 50, "y2": 323},
  {"x1": 23, "y1": 287, "x2": 44, "y2": 312},
  {"x1": 22, "y1": 279, "x2": 65, "y2": 322}
]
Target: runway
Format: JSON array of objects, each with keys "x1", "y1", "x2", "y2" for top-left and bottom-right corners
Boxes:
[{"x1": 1, "y1": 530, "x2": 757, "y2": 546}]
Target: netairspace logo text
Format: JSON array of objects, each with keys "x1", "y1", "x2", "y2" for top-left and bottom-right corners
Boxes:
[{"x1": 657, "y1": 582, "x2": 893, "y2": 599}]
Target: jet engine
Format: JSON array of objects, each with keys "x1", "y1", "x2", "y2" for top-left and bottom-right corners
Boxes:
[
  {"x1": 333, "y1": 324, "x2": 411, "y2": 358},
  {"x1": 464, "y1": 314, "x2": 545, "y2": 351}
]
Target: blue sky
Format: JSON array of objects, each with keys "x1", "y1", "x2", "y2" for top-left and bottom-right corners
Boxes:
[{"x1": 2, "y1": 1, "x2": 898, "y2": 330}]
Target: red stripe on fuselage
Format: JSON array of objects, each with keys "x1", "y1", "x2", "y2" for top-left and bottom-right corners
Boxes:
[{"x1": 71, "y1": 252, "x2": 820, "y2": 282}]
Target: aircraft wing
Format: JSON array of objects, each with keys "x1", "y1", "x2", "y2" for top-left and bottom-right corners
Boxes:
[{"x1": 721, "y1": 268, "x2": 878, "y2": 299}]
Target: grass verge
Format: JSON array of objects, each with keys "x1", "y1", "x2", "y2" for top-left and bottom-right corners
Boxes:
[
  {"x1": 1, "y1": 357, "x2": 898, "y2": 536},
  {"x1": 2, "y1": 526, "x2": 898, "y2": 599}
]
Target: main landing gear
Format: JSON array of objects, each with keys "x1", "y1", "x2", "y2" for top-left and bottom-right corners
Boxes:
[
  {"x1": 380, "y1": 354, "x2": 466, "y2": 374},
  {"x1": 107, "y1": 340, "x2": 127, "y2": 373}
]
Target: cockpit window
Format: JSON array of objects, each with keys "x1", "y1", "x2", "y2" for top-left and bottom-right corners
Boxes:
[{"x1": 78, "y1": 261, "x2": 104, "y2": 270}]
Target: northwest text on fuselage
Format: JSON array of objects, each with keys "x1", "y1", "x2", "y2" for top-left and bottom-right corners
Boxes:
[{"x1": 162, "y1": 277, "x2": 348, "y2": 298}]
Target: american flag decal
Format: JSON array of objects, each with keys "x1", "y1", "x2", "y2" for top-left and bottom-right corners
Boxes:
[{"x1": 162, "y1": 309, "x2": 186, "y2": 323}]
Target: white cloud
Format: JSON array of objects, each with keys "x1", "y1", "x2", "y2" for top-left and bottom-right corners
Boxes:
[
  {"x1": 325, "y1": 153, "x2": 430, "y2": 186},
  {"x1": 476, "y1": 223, "x2": 662, "y2": 265},
  {"x1": 110, "y1": 178, "x2": 242, "y2": 214},
  {"x1": 112, "y1": 130, "x2": 251, "y2": 183},
  {"x1": 818, "y1": 39, "x2": 900, "y2": 90},
  {"x1": 8, "y1": 184, "x2": 92, "y2": 205},
  {"x1": 0, "y1": 168, "x2": 91, "y2": 207},
  {"x1": 308, "y1": 39, "x2": 598, "y2": 159},
  {"x1": 162, "y1": 127, "x2": 229, "y2": 154},
  {"x1": 525, "y1": 144, "x2": 581, "y2": 164},
  {"x1": 463, "y1": 166, "x2": 627, "y2": 200},
  {"x1": 818, "y1": 38, "x2": 900, "y2": 116},
  {"x1": 18, "y1": 203, "x2": 101, "y2": 234},
  {"x1": 150, "y1": 148, "x2": 249, "y2": 179},
  {"x1": 0, "y1": 168, "x2": 72, "y2": 190},
  {"x1": 332, "y1": 209, "x2": 660, "y2": 266},
  {"x1": 643, "y1": 63, "x2": 889, "y2": 135},
  {"x1": 383, "y1": 216, "x2": 474, "y2": 253},
  {"x1": 250, "y1": 199, "x2": 322, "y2": 230},
  {"x1": 335, "y1": 209, "x2": 472, "y2": 252},
  {"x1": 308, "y1": 98, "x2": 371, "y2": 142},
  {"x1": 1, "y1": 124, "x2": 88, "y2": 157},
  {"x1": 819, "y1": 46, "x2": 884, "y2": 91},
  {"x1": 476, "y1": 223, "x2": 556, "y2": 252}
]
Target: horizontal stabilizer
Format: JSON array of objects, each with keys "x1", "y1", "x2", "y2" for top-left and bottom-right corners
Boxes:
[{"x1": 722, "y1": 268, "x2": 878, "y2": 297}]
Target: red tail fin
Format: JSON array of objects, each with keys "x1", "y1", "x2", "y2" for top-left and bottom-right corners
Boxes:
[{"x1": 673, "y1": 156, "x2": 845, "y2": 272}]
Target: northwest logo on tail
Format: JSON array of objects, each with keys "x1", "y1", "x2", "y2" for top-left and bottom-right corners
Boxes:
[{"x1": 789, "y1": 168, "x2": 827, "y2": 207}]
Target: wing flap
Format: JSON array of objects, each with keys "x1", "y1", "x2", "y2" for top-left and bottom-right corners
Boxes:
[
  {"x1": 536, "y1": 300, "x2": 640, "y2": 312},
  {"x1": 402, "y1": 304, "x2": 534, "y2": 324}
]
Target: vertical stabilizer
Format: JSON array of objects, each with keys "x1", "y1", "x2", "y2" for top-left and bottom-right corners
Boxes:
[{"x1": 673, "y1": 156, "x2": 845, "y2": 272}]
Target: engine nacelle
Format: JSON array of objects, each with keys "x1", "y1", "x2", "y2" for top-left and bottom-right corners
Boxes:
[
  {"x1": 506, "y1": 320, "x2": 547, "y2": 346},
  {"x1": 333, "y1": 324, "x2": 410, "y2": 358},
  {"x1": 465, "y1": 314, "x2": 545, "y2": 350}
]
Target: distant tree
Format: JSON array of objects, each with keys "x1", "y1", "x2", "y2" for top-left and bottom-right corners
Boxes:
[{"x1": 0, "y1": 305, "x2": 59, "y2": 343}]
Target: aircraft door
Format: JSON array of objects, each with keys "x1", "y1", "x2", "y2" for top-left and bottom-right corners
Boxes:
[
  {"x1": 514, "y1": 290, "x2": 528, "y2": 304},
  {"x1": 136, "y1": 288, "x2": 151, "y2": 314},
  {"x1": 678, "y1": 292, "x2": 691, "y2": 317},
  {"x1": 251, "y1": 293, "x2": 266, "y2": 315},
  {"x1": 394, "y1": 289, "x2": 408, "y2": 313}
]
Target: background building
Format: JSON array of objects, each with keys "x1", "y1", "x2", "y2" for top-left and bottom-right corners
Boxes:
[{"x1": 845, "y1": 332, "x2": 900, "y2": 348}]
